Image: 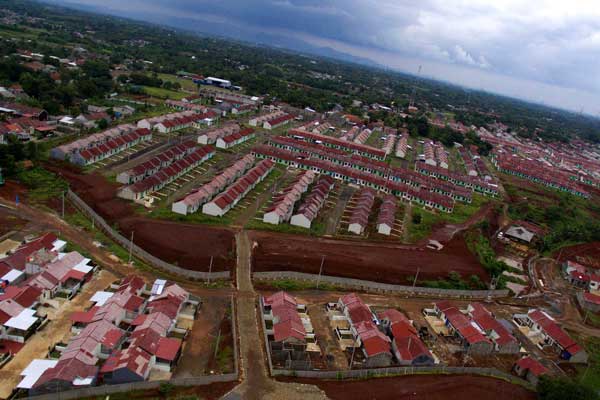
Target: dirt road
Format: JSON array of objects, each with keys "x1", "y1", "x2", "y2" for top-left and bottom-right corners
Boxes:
[{"x1": 226, "y1": 231, "x2": 327, "y2": 400}]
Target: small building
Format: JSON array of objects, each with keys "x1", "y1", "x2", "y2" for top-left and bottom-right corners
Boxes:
[
  {"x1": 100, "y1": 346, "x2": 153, "y2": 384},
  {"x1": 577, "y1": 291, "x2": 600, "y2": 314},
  {"x1": 513, "y1": 356, "x2": 547, "y2": 386},
  {"x1": 504, "y1": 225, "x2": 536, "y2": 245}
]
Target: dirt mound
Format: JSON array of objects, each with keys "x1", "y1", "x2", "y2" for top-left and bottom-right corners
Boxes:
[
  {"x1": 294, "y1": 375, "x2": 535, "y2": 400},
  {"x1": 119, "y1": 217, "x2": 235, "y2": 272},
  {"x1": 249, "y1": 230, "x2": 487, "y2": 284}
]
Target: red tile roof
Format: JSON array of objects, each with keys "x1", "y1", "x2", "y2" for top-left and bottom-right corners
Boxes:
[{"x1": 516, "y1": 356, "x2": 547, "y2": 376}]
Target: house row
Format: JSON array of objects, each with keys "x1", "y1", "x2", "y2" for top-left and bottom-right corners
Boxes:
[
  {"x1": 118, "y1": 146, "x2": 215, "y2": 201},
  {"x1": 563, "y1": 260, "x2": 600, "y2": 292},
  {"x1": 435, "y1": 145, "x2": 448, "y2": 169},
  {"x1": 230, "y1": 103, "x2": 254, "y2": 115},
  {"x1": 353, "y1": 128, "x2": 372, "y2": 145},
  {"x1": 249, "y1": 110, "x2": 286, "y2": 127},
  {"x1": 171, "y1": 155, "x2": 255, "y2": 215},
  {"x1": 348, "y1": 188, "x2": 376, "y2": 235},
  {"x1": 72, "y1": 129, "x2": 153, "y2": 166},
  {"x1": 433, "y1": 301, "x2": 519, "y2": 355},
  {"x1": 25, "y1": 276, "x2": 196, "y2": 394},
  {"x1": 458, "y1": 147, "x2": 477, "y2": 176},
  {"x1": 379, "y1": 309, "x2": 435, "y2": 366},
  {"x1": 376, "y1": 194, "x2": 397, "y2": 235},
  {"x1": 165, "y1": 99, "x2": 208, "y2": 113},
  {"x1": 423, "y1": 141, "x2": 436, "y2": 166},
  {"x1": 333, "y1": 294, "x2": 434, "y2": 367},
  {"x1": 340, "y1": 126, "x2": 361, "y2": 141},
  {"x1": 493, "y1": 153, "x2": 590, "y2": 199},
  {"x1": 263, "y1": 170, "x2": 316, "y2": 225},
  {"x1": 258, "y1": 136, "x2": 460, "y2": 207},
  {"x1": 50, "y1": 124, "x2": 137, "y2": 161},
  {"x1": 0, "y1": 101, "x2": 47, "y2": 120},
  {"x1": 290, "y1": 176, "x2": 335, "y2": 229},
  {"x1": 197, "y1": 123, "x2": 240, "y2": 145},
  {"x1": 336, "y1": 293, "x2": 392, "y2": 367},
  {"x1": 137, "y1": 110, "x2": 217, "y2": 134},
  {"x1": 253, "y1": 144, "x2": 456, "y2": 213},
  {"x1": 465, "y1": 303, "x2": 520, "y2": 354},
  {"x1": 424, "y1": 178, "x2": 473, "y2": 203},
  {"x1": 216, "y1": 128, "x2": 256, "y2": 149},
  {"x1": 298, "y1": 120, "x2": 333, "y2": 135},
  {"x1": 261, "y1": 292, "x2": 317, "y2": 369},
  {"x1": 202, "y1": 159, "x2": 275, "y2": 216},
  {"x1": 289, "y1": 129, "x2": 386, "y2": 160},
  {"x1": 381, "y1": 132, "x2": 396, "y2": 156},
  {"x1": 263, "y1": 113, "x2": 295, "y2": 130},
  {"x1": 200, "y1": 87, "x2": 260, "y2": 106},
  {"x1": 0, "y1": 117, "x2": 56, "y2": 141},
  {"x1": 116, "y1": 141, "x2": 197, "y2": 184},
  {"x1": 513, "y1": 309, "x2": 588, "y2": 363},
  {"x1": 416, "y1": 162, "x2": 499, "y2": 197},
  {"x1": 395, "y1": 134, "x2": 409, "y2": 158}
]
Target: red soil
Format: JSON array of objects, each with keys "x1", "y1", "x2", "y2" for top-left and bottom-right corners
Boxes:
[
  {"x1": 293, "y1": 375, "x2": 535, "y2": 400},
  {"x1": 0, "y1": 180, "x2": 28, "y2": 203},
  {"x1": 554, "y1": 242, "x2": 600, "y2": 270},
  {"x1": 119, "y1": 217, "x2": 235, "y2": 272},
  {"x1": 46, "y1": 163, "x2": 235, "y2": 272},
  {"x1": 249, "y1": 230, "x2": 487, "y2": 284}
]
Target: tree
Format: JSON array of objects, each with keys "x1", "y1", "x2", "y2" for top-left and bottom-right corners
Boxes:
[
  {"x1": 537, "y1": 376, "x2": 598, "y2": 400},
  {"x1": 97, "y1": 118, "x2": 109, "y2": 130}
]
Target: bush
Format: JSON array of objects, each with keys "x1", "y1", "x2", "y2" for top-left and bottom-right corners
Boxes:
[{"x1": 537, "y1": 375, "x2": 599, "y2": 400}]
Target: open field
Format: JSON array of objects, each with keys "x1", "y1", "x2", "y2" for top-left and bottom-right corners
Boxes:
[
  {"x1": 249, "y1": 230, "x2": 487, "y2": 284},
  {"x1": 290, "y1": 374, "x2": 536, "y2": 400},
  {"x1": 143, "y1": 85, "x2": 188, "y2": 100}
]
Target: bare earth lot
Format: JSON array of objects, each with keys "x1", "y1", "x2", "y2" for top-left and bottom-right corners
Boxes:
[
  {"x1": 290, "y1": 374, "x2": 535, "y2": 400},
  {"x1": 249, "y1": 230, "x2": 487, "y2": 283},
  {"x1": 46, "y1": 163, "x2": 236, "y2": 272}
]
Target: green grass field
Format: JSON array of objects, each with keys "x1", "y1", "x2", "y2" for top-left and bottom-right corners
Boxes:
[
  {"x1": 142, "y1": 86, "x2": 187, "y2": 100},
  {"x1": 406, "y1": 193, "x2": 491, "y2": 243},
  {"x1": 154, "y1": 73, "x2": 199, "y2": 91}
]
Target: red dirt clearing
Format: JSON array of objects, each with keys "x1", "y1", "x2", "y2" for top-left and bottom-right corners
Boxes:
[
  {"x1": 249, "y1": 231, "x2": 487, "y2": 284},
  {"x1": 291, "y1": 375, "x2": 535, "y2": 400},
  {"x1": 554, "y1": 242, "x2": 600, "y2": 271},
  {"x1": 119, "y1": 217, "x2": 235, "y2": 272},
  {"x1": 46, "y1": 163, "x2": 235, "y2": 272}
]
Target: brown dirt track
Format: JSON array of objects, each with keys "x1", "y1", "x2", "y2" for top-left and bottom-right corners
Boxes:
[
  {"x1": 46, "y1": 163, "x2": 235, "y2": 272},
  {"x1": 249, "y1": 231, "x2": 488, "y2": 284},
  {"x1": 291, "y1": 375, "x2": 535, "y2": 400}
]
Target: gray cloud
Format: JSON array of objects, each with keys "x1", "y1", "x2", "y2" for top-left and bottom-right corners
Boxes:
[{"x1": 48, "y1": 0, "x2": 600, "y2": 113}]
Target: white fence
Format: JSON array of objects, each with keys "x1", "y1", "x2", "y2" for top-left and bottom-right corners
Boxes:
[
  {"x1": 67, "y1": 190, "x2": 230, "y2": 281},
  {"x1": 253, "y1": 271, "x2": 510, "y2": 299}
]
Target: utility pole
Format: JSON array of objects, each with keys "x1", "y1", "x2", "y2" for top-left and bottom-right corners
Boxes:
[
  {"x1": 316, "y1": 255, "x2": 326, "y2": 289},
  {"x1": 128, "y1": 230, "x2": 134, "y2": 264},
  {"x1": 412, "y1": 267, "x2": 420, "y2": 288},
  {"x1": 349, "y1": 341, "x2": 357, "y2": 369},
  {"x1": 207, "y1": 256, "x2": 214, "y2": 285}
]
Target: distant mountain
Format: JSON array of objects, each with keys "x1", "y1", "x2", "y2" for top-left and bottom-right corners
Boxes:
[{"x1": 46, "y1": 0, "x2": 382, "y2": 69}]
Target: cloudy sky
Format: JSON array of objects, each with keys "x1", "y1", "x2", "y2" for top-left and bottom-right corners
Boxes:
[{"x1": 49, "y1": 0, "x2": 600, "y2": 113}]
